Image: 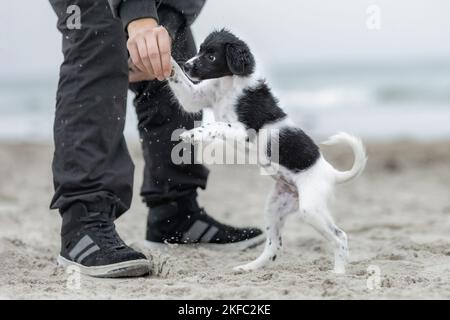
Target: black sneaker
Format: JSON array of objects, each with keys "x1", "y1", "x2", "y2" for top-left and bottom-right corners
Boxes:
[
  {"x1": 57, "y1": 202, "x2": 150, "y2": 278},
  {"x1": 144, "y1": 193, "x2": 265, "y2": 250}
]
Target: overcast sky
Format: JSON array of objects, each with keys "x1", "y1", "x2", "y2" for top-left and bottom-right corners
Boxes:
[{"x1": 1, "y1": 0, "x2": 449, "y2": 77}]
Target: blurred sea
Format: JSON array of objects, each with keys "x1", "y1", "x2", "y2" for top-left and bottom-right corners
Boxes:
[{"x1": 1, "y1": 60, "x2": 450, "y2": 142}]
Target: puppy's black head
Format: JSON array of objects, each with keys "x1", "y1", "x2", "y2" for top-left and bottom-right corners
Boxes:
[{"x1": 183, "y1": 29, "x2": 255, "y2": 81}]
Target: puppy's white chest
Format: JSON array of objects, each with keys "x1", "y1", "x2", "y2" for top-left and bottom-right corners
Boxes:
[
  {"x1": 213, "y1": 98, "x2": 238, "y2": 123},
  {"x1": 210, "y1": 82, "x2": 241, "y2": 123}
]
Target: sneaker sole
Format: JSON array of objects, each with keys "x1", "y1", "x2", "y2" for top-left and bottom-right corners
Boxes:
[
  {"x1": 57, "y1": 255, "x2": 151, "y2": 278},
  {"x1": 144, "y1": 233, "x2": 266, "y2": 252}
]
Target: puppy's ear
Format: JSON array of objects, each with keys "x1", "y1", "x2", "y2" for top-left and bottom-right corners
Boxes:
[{"x1": 225, "y1": 42, "x2": 255, "y2": 76}]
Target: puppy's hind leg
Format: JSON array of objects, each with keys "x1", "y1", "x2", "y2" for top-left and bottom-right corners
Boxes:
[
  {"x1": 234, "y1": 180, "x2": 298, "y2": 271},
  {"x1": 296, "y1": 182, "x2": 349, "y2": 274}
]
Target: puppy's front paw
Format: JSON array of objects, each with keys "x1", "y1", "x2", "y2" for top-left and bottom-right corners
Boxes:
[
  {"x1": 179, "y1": 130, "x2": 196, "y2": 144},
  {"x1": 179, "y1": 128, "x2": 208, "y2": 145}
]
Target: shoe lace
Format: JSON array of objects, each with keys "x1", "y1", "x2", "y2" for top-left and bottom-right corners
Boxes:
[{"x1": 80, "y1": 212, "x2": 124, "y2": 248}]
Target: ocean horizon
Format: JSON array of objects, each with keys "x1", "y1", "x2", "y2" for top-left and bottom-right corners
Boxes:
[{"x1": 1, "y1": 59, "x2": 450, "y2": 142}]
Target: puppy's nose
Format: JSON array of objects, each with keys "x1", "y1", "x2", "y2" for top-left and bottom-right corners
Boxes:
[{"x1": 183, "y1": 61, "x2": 193, "y2": 73}]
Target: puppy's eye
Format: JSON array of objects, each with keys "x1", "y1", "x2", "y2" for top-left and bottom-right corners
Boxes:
[{"x1": 207, "y1": 54, "x2": 216, "y2": 62}]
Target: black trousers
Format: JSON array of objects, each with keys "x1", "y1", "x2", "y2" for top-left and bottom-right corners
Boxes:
[{"x1": 50, "y1": 0, "x2": 208, "y2": 217}]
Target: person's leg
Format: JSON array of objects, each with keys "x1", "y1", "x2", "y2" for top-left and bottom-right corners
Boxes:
[
  {"x1": 130, "y1": 6, "x2": 264, "y2": 249},
  {"x1": 50, "y1": 0, "x2": 148, "y2": 277},
  {"x1": 50, "y1": 0, "x2": 133, "y2": 216}
]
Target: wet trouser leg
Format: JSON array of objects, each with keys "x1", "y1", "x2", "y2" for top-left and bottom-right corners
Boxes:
[{"x1": 50, "y1": 0, "x2": 133, "y2": 217}]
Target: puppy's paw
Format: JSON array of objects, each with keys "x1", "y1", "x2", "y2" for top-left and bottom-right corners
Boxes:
[
  {"x1": 233, "y1": 263, "x2": 259, "y2": 272},
  {"x1": 180, "y1": 128, "x2": 214, "y2": 145},
  {"x1": 332, "y1": 265, "x2": 346, "y2": 274},
  {"x1": 179, "y1": 130, "x2": 196, "y2": 144}
]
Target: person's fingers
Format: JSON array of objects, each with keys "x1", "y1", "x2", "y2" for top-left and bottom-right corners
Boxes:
[
  {"x1": 127, "y1": 41, "x2": 146, "y2": 72},
  {"x1": 145, "y1": 33, "x2": 164, "y2": 80},
  {"x1": 128, "y1": 58, "x2": 134, "y2": 69},
  {"x1": 129, "y1": 70, "x2": 141, "y2": 82},
  {"x1": 128, "y1": 58, "x2": 155, "y2": 82},
  {"x1": 128, "y1": 25, "x2": 170, "y2": 81},
  {"x1": 129, "y1": 70, "x2": 145, "y2": 82},
  {"x1": 128, "y1": 58, "x2": 138, "y2": 71},
  {"x1": 156, "y1": 27, "x2": 172, "y2": 78},
  {"x1": 135, "y1": 37, "x2": 153, "y2": 74},
  {"x1": 129, "y1": 68, "x2": 156, "y2": 82}
]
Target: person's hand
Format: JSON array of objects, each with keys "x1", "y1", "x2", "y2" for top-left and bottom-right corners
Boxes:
[
  {"x1": 128, "y1": 58, "x2": 156, "y2": 82},
  {"x1": 127, "y1": 18, "x2": 172, "y2": 81}
]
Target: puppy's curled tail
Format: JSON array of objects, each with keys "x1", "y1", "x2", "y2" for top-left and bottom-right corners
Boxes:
[{"x1": 321, "y1": 132, "x2": 367, "y2": 184}]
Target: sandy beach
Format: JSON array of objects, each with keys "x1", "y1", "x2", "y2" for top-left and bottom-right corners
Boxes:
[{"x1": 0, "y1": 139, "x2": 449, "y2": 299}]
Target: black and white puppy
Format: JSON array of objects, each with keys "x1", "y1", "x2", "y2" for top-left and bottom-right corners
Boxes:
[{"x1": 167, "y1": 29, "x2": 367, "y2": 274}]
